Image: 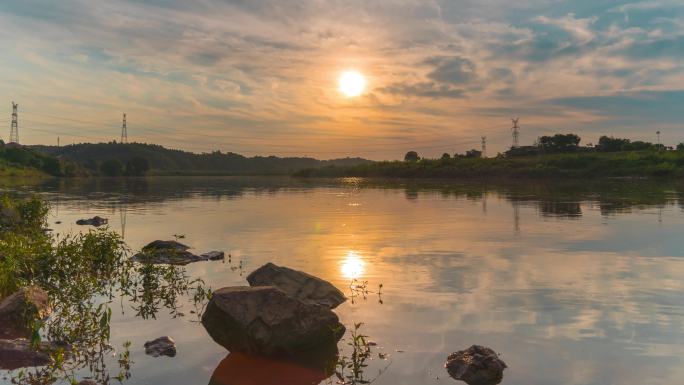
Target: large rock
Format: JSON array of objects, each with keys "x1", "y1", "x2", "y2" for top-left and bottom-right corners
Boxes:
[
  {"x1": 247, "y1": 263, "x2": 346, "y2": 309},
  {"x1": 132, "y1": 240, "x2": 224, "y2": 265},
  {"x1": 144, "y1": 336, "x2": 177, "y2": 357},
  {"x1": 0, "y1": 339, "x2": 53, "y2": 370},
  {"x1": 445, "y1": 345, "x2": 507, "y2": 385},
  {"x1": 76, "y1": 216, "x2": 108, "y2": 227},
  {"x1": 0, "y1": 286, "x2": 50, "y2": 339},
  {"x1": 202, "y1": 286, "x2": 345, "y2": 356}
]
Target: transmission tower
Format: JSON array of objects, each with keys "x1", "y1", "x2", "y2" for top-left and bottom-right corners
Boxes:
[
  {"x1": 511, "y1": 117, "x2": 520, "y2": 148},
  {"x1": 9, "y1": 102, "x2": 19, "y2": 144},
  {"x1": 121, "y1": 113, "x2": 127, "y2": 143},
  {"x1": 481, "y1": 136, "x2": 487, "y2": 157}
]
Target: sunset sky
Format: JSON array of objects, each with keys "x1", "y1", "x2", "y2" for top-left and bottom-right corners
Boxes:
[{"x1": 1, "y1": 0, "x2": 683, "y2": 159}]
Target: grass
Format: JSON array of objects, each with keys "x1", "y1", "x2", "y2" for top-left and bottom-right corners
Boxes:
[
  {"x1": 294, "y1": 150, "x2": 684, "y2": 179},
  {"x1": 0, "y1": 195, "x2": 212, "y2": 385}
]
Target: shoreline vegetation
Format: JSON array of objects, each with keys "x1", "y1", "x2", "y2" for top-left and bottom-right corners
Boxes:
[
  {"x1": 6, "y1": 133, "x2": 684, "y2": 179},
  {"x1": 294, "y1": 150, "x2": 684, "y2": 179},
  {"x1": 296, "y1": 134, "x2": 684, "y2": 179}
]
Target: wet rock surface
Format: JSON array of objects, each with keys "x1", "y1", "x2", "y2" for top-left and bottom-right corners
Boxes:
[
  {"x1": 144, "y1": 336, "x2": 177, "y2": 357},
  {"x1": 445, "y1": 345, "x2": 507, "y2": 385},
  {"x1": 247, "y1": 263, "x2": 346, "y2": 309},
  {"x1": 77, "y1": 380, "x2": 97, "y2": 385},
  {"x1": 201, "y1": 286, "x2": 344, "y2": 356},
  {"x1": 76, "y1": 216, "x2": 108, "y2": 227},
  {"x1": 0, "y1": 339, "x2": 66, "y2": 370},
  {"x1": 0, "y1": 286, "x2": 50, "y2": 339},
  {"x1": 132, "y1": 240, "x2": 224, "y2": 265}
]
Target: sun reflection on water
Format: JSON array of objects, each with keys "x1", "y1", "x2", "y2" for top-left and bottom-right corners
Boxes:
[{"x1": 341, "y1": 251, "x2": 366, "y2": 279}]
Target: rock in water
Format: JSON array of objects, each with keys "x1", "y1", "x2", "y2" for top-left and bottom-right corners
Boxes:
[
  {"x1": 201, "y1": 286, "x2": 345, "y2": 356},
  {"x1": 132, "y1": 240, "x2": 224, "y2": 265},
  {"x1": 0, "y1": 339, "x2": 59, "y2": 370},
  {"x1": 247, "y1": 263, "x2": 346, "y2": 309},
  {"x1": 76, "y1": 216, "x2": 108, "y2": 227},
  {"x1": 445, "y1": 345, "x2": 507, "y2": 385},
  {"x1": 144, "y1": 336, "x2": 177, "y2": 357},
  {"x1": 0, "y1": 286, "x2": 50, "y2": 339},
  {"x1": 77, "y1": 380, "x2": 97, "y2": 385}
]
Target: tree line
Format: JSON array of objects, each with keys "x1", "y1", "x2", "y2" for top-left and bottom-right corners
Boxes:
[{"x1": 403, "y1": 133, "x2": 684, "y2": 161}]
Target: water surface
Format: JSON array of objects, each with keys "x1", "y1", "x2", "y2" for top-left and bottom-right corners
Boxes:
[{"x1": 2, "y1": 177, "x2": 684, "y2": 385}]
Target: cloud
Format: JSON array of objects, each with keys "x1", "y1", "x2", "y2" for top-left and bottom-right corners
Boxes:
[
  {"x1": 379, "y1": 82, "x2": 466, "y2": 99},
  {"x1": 548, "y1": 90, "x2": 684, "y2": 123},
  {"x1": 423, "y1": 56, "x2": 477, "y2": 85},
  {"x1": 0, "y1": 0, "x2": 684, "y2": 159}
]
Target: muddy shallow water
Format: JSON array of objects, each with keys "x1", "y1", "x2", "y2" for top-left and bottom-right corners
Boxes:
[{"x1": 2, "y1": 176, "x2": 684, "y2": 385}]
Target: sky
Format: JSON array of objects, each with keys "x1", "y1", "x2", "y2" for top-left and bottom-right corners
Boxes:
[{"x1": 1, "y1": 0, "x2": 684, "y2": 159}]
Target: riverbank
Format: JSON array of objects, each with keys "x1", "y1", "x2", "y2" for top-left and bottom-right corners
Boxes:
[
  {"x1": 0, "y1": 161, "x2": 47, "y2": 178},
  {"x1": 294, "y1": 151, "x2": 684, "y2": 178}
]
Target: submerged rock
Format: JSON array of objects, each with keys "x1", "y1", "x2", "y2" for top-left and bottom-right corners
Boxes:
[
  {"x1": 0, "y1": 286, "x2": 50, "y2": 339},
  {"x1": 77, "y1": 380, "x2": 97, "y2": 385},
  {"x1": 76, "y1": 216, "x2": 108, "y2": 227},
  {"x1": 201, "y1": 286, "x2": 345, "y2": 356},
  {"x1": 445, "y1": 345, "x2": 507, "y2": 385},
  {"x1": 247, "y1": 263, "x2": 346, "y2": 309},
  {"x1": 144, "y1": 336, "x2": 177, "y2": 357},
  {"x1": 132, "y1": 240, "x2": 224, "y2": 265},
  {"x1": 0, "y1": 339, "x2": 66, "y2": 370}
]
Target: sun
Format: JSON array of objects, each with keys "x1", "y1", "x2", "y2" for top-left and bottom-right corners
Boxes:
[{"x1": 338, "y1": 70, "x2": 366, "y2": 98}]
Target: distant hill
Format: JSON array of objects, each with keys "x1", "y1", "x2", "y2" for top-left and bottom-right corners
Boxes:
[{"x1": 30, "y1": 142, "x2": 372, "y2": 176}]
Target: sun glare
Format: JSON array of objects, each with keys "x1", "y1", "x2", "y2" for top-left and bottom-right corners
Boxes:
[
  {"x1": 338, "y1": 70, "x2": 366, "y2": 98},
  {"x1": 341, "y1": 251, "x2": 366, "y2": 279}
]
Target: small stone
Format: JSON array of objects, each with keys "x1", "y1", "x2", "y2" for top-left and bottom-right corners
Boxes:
[
  {"x1": 77, "y1": 380, "x2": 98, "y2": 385},
  {"x1": 76, "y1": 216, "x2": 108, "y2": 227},
  {"x1": 144, "y1": 336, "x2": 177, "y2": 357},
  {"x1": 201, "y1": 251, "x2": 225, "y2": 261},
  {"x1": 132, "y1": 240, "x2": 224, "y2": 265},
  {"x1": 445, "y1": 345, "x2": 507, "y2": 385}
]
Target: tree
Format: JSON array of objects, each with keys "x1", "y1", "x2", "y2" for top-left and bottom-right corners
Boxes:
[
  {"x1": 597, "y1": 136, "x2": 630, "y2": 152},
  {"x1": 465, "y1": 149, "x2": 482, "y2": 158},
  {"x1": 404, "y1": 151, "x2": 419, "y2": 162},
  {"x1": 125, "y1": 157, "x2": 150, "y2": 176},
  {"x1": 42, "y1": 157, "x2": 62, "y2": 176},
  {"x1": 538, "y1": 134, "x2": 581, "y2": 152},
  {"x1": 441, "y1": 153, "x2": 451, "y2": 160},
  {"x1": 677, "y1": 143, "x2": 684, "y2": 151},
  {"x1": 100, "y1": 159, "x2": 123, "y2": 176}
]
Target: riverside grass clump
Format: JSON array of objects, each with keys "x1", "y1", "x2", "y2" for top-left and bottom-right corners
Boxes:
[{"x1": 0, "y1": 195, "x2": 212, "y2": 385}]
